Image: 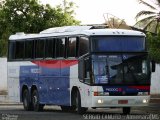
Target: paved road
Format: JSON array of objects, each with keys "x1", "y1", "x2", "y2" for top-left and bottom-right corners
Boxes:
[{"x1": 0, "y1": 104, "x2": 160, "y2": 120}]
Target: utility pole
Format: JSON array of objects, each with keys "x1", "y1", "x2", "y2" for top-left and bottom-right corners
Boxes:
[{"x1": 63, "y1": 0, "x2": 67, "y2": 13}]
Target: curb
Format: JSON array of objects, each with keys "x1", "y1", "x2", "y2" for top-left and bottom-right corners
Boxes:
[{"x1": 0, "y1": 102, "x2": 22, "y2": 105}]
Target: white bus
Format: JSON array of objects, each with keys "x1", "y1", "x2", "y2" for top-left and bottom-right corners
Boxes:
[{"x1": 7, "y1": 25, "x2": 155, "y2": 114}]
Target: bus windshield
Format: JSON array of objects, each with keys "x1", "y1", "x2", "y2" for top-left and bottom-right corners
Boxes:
[
  {"x1": 93, "y1": 54, "x2": 150, "y2": 85},
  {"x1": 91, "y1": 36, "x2": 145, "y2": 52}
]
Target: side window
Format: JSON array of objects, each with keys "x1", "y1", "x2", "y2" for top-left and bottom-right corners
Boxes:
[
  {"x1": 84, "y1": 58, "x2": 91, "y2": 83},
  {"x1": 56, "y1": 38, "x2": 66, "y2": 58},
  {"x1": 79, "y1": 37, "x2": 89, "y2": 56},
  {"x1": 15, "y1": 41, "x2": 24, "y2": 59},
  {"x1": 78, "y1": 57, "x2": 91, "y2": 84},
  {"x1": 68, "y1": 37, "x2": 77, "y2": 57},
  {"x1": 24, "y1": 40, "x2": 34, "y2": 59},
  {"x1": 45, "y1": 38, "x2": 55, "y2": 58},
  {"x1": 35, "y1": 39, "x2": 45, "y2": 58},
  {"x1": 8, "y1": 41, "x2": 15, "y2": 60},
  {"x1": 78, "y1": 59, "x2": 84, "y2": 81}
]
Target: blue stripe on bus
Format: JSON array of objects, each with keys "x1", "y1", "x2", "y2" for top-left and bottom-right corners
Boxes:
[{"x1": 20, "y1": 65, "x2": 70, "y2": 106}]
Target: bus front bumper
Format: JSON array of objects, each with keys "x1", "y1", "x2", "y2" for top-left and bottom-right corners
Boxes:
[{"x1": 92, "y1": 96, "x2": 150, "y2": 107}]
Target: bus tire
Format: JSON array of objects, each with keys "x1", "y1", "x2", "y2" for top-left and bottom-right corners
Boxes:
[
  {"x1": 32, "y1": 90, "x2": 44, "y2": 111},
  {"x1": 22, "y1": 89, "x2": 32, "y2": 111},
  {"x1": 123, "y1": 107, "x2": 131, "y2": 114},
  {"x1": 76, "y1": 90, "x2": 88, "y2": 114}
]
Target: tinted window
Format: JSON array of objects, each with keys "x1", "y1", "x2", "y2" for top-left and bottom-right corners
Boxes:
[
  {"x1": 45, "y1": 38, "x2": 55, "y2": 58},
  {"x1": 8, "y1": 41, "x2": 15, "y2": 60},
  {"x1": 24, "y1": 40, "x2": 33, "y2": 59},
  {"x1": 92, "y1": 54, "x2": 150, "y2": 85},
  {"x1": 78, "y1": 59, "x2": 84, "y2": 80},
  {"x1": 15, "y1": 41, "x2": 24, "y2": 59},
  {"x1": 68, "y1": 37, "x2": 77, "y2": 57},
  {"x1": 56, "y1": 38, "x2": 66, "y2": 58},
  {"x1": 35, "y1": 40, "x2": 45, "y2": 58},
  {"x1": 78, "y1": 58, "x2": 91, "y2": 84},
  {"x1": 92, "y1": 36, "x2": 145, "y2": 52},
  {"x1": 84, "y1": 58, "x2": 91, "y2": 84},
  {"x1": 79, "y1": 37, "x2": 89, "y2": 56}
]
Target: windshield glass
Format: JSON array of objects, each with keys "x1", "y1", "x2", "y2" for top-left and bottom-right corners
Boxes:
[
  {"x1": 92, "y1": 36, "x2": 145, "y2": 52},
  {"x1": 93, "y1": 54, "x2": 150, "y2": 85}
]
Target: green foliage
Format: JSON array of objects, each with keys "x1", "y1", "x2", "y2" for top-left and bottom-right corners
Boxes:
[
  {"x1": 146, "y1": 30, "x2": 160, "y2": 63},
  {"x1": 135, "y1": 0, "x2": 160, "y2": 34},
  {"x1": 0, "y1": 0, "x2": 80, "y2": 56}
]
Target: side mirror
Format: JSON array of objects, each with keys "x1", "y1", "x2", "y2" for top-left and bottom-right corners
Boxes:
[{"x1": 151, "y1": 61, "x2": 156, "y2": 72}]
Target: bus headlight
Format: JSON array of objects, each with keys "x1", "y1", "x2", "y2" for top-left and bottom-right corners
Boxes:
[
  {"x1": 98, "y1": 99, "x2": 103, "y2": 104},
  {"x1": 142, "y1": 99, "x2": 148, "y2": 103}
]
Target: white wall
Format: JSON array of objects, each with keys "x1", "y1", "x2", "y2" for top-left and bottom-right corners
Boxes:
[
  {"x1": 151, "y1": 64, "x2": 160, "y2": 94},
  {"x1": 0, "y1": 58, "x2": 7, "y2": 91},
  {"x1": 0, "y1": 58, "x2": 160, "y2": 94}
]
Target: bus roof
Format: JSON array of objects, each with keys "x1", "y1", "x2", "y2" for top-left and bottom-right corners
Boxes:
[{"x1": 9, "y1": 26, "x2": 145, "y2": 40}]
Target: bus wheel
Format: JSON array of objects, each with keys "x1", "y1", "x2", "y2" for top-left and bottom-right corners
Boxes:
[
  {"x1": 123, "y1": 107, "x2": 131, "y2": 114},
  {"x1": 75, "y1": 90, "x2": 88, "y2": 114},
  {"x1": 23, "y1": 89, "x2": 32, "y2": 111},
  {"x1": 32, "y1": 90, "x2": 44, "y2": 111}
]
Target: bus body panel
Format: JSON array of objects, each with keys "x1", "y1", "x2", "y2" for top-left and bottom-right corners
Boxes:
[
  {"x1": 91, "y1": 85, "x2": 150, "y2": 107},
  {"x1": 71, "y1": 84, "x2": 150, "y2": 108},
  {"x1": 8, "y1": 61, "x2": 35, "y2": 102},
  {"x1": 70, "y1": 64, "x2": 94, "y2": 107},
  {"x1": 91, "y1": 96, "x2": 150, "y2": 107},
  {"x1": 8, "y1": 60, "x2": 79, "y2": 105}
]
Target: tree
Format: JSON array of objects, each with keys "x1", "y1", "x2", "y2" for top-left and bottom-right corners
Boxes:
[
  {"x1": 0, "y1": 0, "x2": 80, "y2": 56},
  {"x1": 135, "y1": 0, "x2": 160, "y2": 33},
  {"x1": 146, "y1": 30, "x2": 160, "y2": 63}
]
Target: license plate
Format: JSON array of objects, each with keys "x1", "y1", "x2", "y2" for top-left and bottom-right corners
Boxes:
[{"x1": 118, "y1": 100, "x2": 128, "y2": 104}]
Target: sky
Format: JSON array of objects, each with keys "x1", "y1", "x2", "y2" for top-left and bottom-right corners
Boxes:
[{"x1": 40, "y1": 0, "x2": 150, "y2": 26}]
